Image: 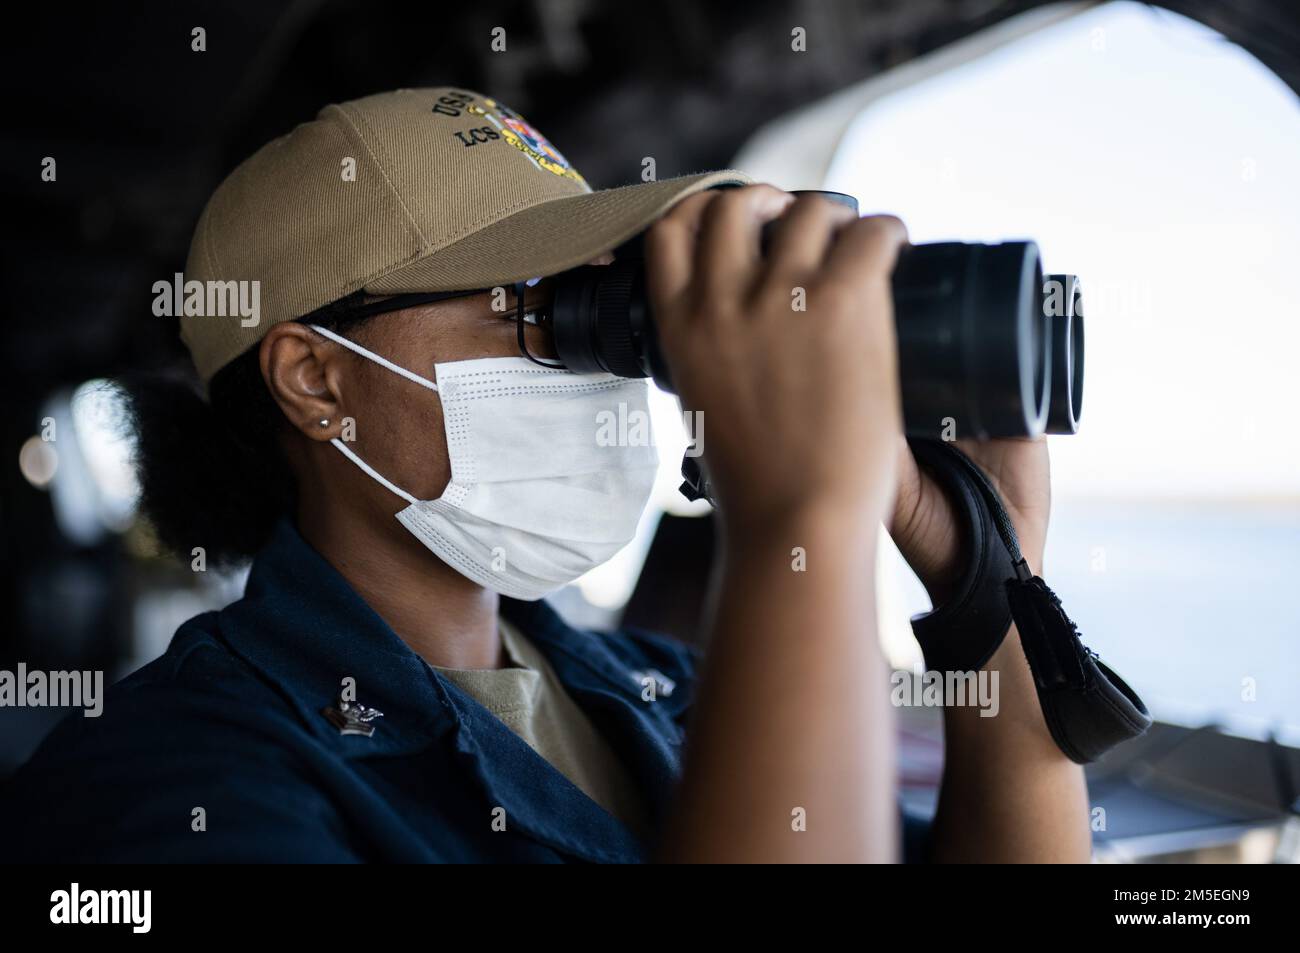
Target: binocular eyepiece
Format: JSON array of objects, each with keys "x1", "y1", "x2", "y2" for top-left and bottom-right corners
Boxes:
[{"x1": 551, "y1": 190, "x2": 1084, "y2": 438}]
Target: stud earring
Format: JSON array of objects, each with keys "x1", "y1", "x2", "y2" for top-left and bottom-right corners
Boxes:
[{"x1": 318, "y1": 418, "x2": 330, "y2": 428}]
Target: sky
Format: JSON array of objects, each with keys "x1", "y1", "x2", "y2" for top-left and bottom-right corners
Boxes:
[{"x1": 819, "y1": 0, "x2": 1300, "y2": 502}]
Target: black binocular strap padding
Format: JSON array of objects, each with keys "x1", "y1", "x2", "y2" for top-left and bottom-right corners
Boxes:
[
  {"x1": 908, "y1": 439, "x2": 1017, "y2": 674},
  {"x1": 906, "y1": 439, "x2": 1152, "y2": 763},
  {"x1": 1006, "y1": 575, "x2": 1153, "y2": 764}
]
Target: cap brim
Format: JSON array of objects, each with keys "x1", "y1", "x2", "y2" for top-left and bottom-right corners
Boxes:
[{"x1": 364, "y1": 170, "x2": 753, "y2": 293}]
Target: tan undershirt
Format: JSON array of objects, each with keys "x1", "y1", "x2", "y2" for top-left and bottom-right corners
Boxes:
[{"x1": 431, "y1": 619, "x2": 651, "y2": 840}]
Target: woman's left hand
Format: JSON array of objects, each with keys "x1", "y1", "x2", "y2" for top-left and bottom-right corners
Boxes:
[{"x1": 889, "y1": 436, "x2": 1052, "y2": 602}]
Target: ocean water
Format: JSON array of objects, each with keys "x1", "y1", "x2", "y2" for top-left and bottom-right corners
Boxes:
[
  {"x1": 1034, "y1": 501, "x2": 1300, "y2": 740},
  {"x1": 885, "y1": 499, "x2": 1300, "y2": 741}
]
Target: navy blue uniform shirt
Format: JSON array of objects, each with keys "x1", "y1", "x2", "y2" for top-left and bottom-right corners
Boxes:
[{"x1": 0, "y1": 518, "x2": 930, "y2": 862}]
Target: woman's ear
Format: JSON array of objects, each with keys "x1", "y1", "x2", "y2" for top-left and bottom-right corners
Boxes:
[{"x1": 259, "y1": 323, "x2": 349, "y2": 442}]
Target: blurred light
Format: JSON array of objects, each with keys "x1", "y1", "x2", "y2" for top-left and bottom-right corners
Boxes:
[
  {"x1": 69, "y1": 379, "x2": 139, "y2": 531},
  {"x1": 40, "y1": 380, "x2": 140, "y2": 545},
  {"x1": 648, "y1": 383, "x2": 713, "y2": 518},
  {"x1": 573, "y1": 380, "x2": 713, "y2": 611},
  {"x1": 19, "y1": 435, "x2": 58, "y2": 488}
]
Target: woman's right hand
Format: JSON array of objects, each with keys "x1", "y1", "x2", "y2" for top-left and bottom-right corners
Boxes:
[
  {"x1": 644, "y1": 185, "x2": 909, "y2": 532},
  {"x1": 645, "y1": 186, "x2": 908, "y2": 862}
]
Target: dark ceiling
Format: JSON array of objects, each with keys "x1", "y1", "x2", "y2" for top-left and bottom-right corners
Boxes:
[{"x1": 1, "y1": 0, "x2": 1297, "y2": 390}]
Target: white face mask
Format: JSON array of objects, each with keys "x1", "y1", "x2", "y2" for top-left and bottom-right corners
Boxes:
[{"x1": 309, "y1": 324, "x2": 660, "y2": 600}]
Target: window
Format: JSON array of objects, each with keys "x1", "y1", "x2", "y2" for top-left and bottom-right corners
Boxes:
[{"x1": 736, "y1": 1, "x2": 1300, "y2": 737}]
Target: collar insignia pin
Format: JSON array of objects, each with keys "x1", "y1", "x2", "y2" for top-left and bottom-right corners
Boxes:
[{"x1": 322, "y1": 696, "x2": 384, "y2": 738}]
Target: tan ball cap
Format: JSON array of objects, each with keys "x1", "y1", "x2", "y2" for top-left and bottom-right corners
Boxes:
[{"x1": 180, "y1": 86, "x2": 752, "y2": 383}]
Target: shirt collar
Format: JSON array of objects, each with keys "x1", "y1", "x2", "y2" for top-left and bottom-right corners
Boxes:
[
  {"x1": 210, "y1": 518, "x2": 661, "y2": 861},
  {"x1": 214, "y1": 518, "x2": 454, "y2": 757}
]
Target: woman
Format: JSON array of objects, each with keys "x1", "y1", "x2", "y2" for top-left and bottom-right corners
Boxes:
[{"x1": 0, "y1": 88, "x2": 1088, "y2": 862}]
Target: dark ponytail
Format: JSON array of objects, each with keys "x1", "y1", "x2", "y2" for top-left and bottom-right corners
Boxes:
[{"x1": 120, "y1": 294, "x2": 375, "y2": 567}]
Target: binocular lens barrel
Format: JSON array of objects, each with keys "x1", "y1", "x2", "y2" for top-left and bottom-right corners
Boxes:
[
  {"x1": 892, "y1": 239, "x2": 1048, "y2": 439},
  {"x1": 550, "y1": 190, "x2": 1084, "y2": 439},
  {"x1": 1043, "y1": 272, "x2": 1084, "y2": 435}
]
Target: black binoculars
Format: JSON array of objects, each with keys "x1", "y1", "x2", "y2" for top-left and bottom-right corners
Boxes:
[{"x1": 549, "y1": 190, "x2": 1084, "y2": 439}]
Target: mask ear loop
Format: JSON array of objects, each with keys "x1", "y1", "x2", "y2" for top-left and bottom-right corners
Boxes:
[
  {"x1": 305, "y1": 324, "x2": 427, "y2": 505},
  {"x1": 330, "y1": 437, "x2": 418, "y2": 505},
  {"x1": 308, "y1": 323, "x2": 439, "y2": 393},
  {"x1": 513, "y1": 280, "x2": 566, "y2": 369}
]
